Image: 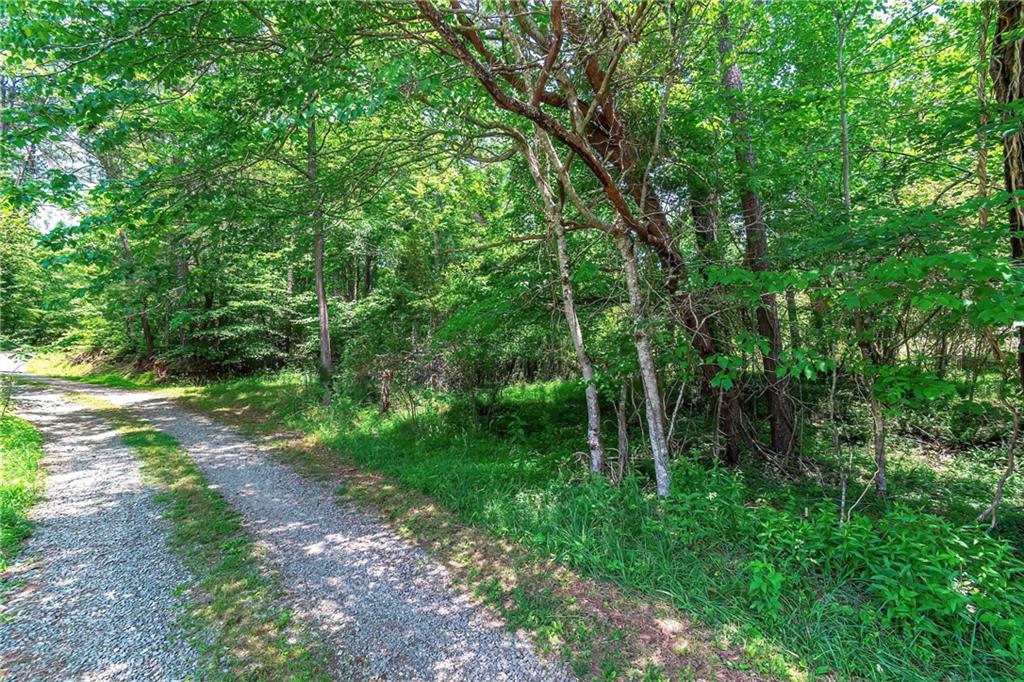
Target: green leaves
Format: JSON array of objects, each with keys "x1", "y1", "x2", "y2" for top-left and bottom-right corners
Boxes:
[{"x1": 869, "y1": 364, "x2": 956, "y2": 411}]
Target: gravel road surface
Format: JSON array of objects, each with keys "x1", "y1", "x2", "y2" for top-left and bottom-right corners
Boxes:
[
  {"x1": 0, "y1": 383, "x2": 197, "y2": 681},
  {"x1": 4, "y1": 370, "x2": 573, "y2": 681}
]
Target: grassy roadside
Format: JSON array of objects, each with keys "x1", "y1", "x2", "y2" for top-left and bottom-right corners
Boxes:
[
  {"x1": 25, "y1": 353, "x2": 163, "y2": 389},
  {"x1": 0, "y1": 412, "x2": 45, "y2": 570},
  {"x1": 173, "y1": 377, "x2": 777, "y2": 681},
  {"x1": 29, "y1": 355, "x2": 1024, "y2": 680},
  {"x1": 68, "y1": 393, "x2": 331, "y2": 681},
  {"x1": 27, "y1": 356, "x2": 756, "y2": 678}
]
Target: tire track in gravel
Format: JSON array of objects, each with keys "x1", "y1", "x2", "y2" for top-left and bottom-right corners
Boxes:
[
  {"x1": 10, "y1": 374, "x2": 575, "y2": 682},
  {"x1": 0, "y1": 383, "x2": 197, "y2": 682}
]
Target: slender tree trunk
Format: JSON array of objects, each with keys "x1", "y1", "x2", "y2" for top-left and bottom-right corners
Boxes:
[
  {"x1": 352, "y1": 254, "x2": 359, "y2": 303},
  {"x1": 719, "y1": 11, "x2": 796, "y2": 458},
  {"x1": 308, "y1": 112, "x2": 332, "y2": 403},
  {"x1": 380, "y1": 368, "x2": 394, "y2": 415},
  {"x1": 285, "y1": 233, "x2": 294, "y2": 355},
  {"x1": 616, "y1": 231, "x2": 671, "y2": 497},
  {"x1": 785, "y1": 286, "x2": 801, "y2": 350},
  {"x1": 979, "y1": 1, "x2": 993, "y2": 230},
  {"x1": 689, "y1": 183, "x2": 718, "y2": 401},
  {"x1": 630, "y1": 184, "x2": 744, "y2": 464},
  {"x1": 174, "y1": 255, "x2": 189, "y2": 347},
  {"x1": 992, "y1": 0, "x2": 1024, "y2": 390},
  {"x1": 314, "y1": 227, "x2": 331, "y2": 393},
  {"x1": 690, "y1": 184, "x2": 718, "y2": 273},
  {"x1": 868, "y1": 388, "x2": 888, "y2": 499},
  {"x1": 856, "y1": 316, "x2": 889, "y2": 497},
  {"x1": 524, "y1": 128, "x2": 606, "y2": 473},
  {"x1": 616, "y1": 379, "x2": 630, "y2": 482},
  {"x1": 835, "y1": 6, "x2": 889, "y2": 496},
  {"x1": 139, "y1": 298, "x2": 155, "y2": 358},
  {"x1": 555, "y1": 214, "x2": 605, "y2": 474},
  {"x1": 118, "y1": 231, "x2": 155, "y2": 358}
]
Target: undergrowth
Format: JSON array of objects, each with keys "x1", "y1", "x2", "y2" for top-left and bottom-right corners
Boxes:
[{"x1": 0, "y1": 413, "x2": 44, "y2": 570}]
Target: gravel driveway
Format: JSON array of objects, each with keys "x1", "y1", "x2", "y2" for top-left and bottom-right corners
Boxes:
[
  {"x1": 7, "y1": 374, "x2": 574, "y2": 682},
  {"x1": 0, "y1": 383, "x2": 197, "y2": 681}
]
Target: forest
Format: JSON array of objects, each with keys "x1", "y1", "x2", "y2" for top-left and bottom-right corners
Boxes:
[{"x1": 1, "y1": 0, "x2": 1024, "y2": 680}]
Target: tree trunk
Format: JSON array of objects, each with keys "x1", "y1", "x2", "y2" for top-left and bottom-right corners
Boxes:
[
  {"x1": 992, "y1": 0, "x2": 1024, "y2": 390},
  {"x1": 308, "y1": 112, "x2": 332, "y2": 403},
  {"x1": 690, "y1": 184, "x2": 718, "y2": 273},
  {"x1": 868, "y1": 387, "x2": 888, "y2": 498},
  {"x1": 524, "y1": 128, "x2": 606, "y2": 474},
  {"x1": 139, "y1": 297, "x2": 155, "y2": 358},
  {"x1": 616, "y1": 231, "x2": 671, "y2": 497},
  {"x1": 719, "y1": 11, "x2": 797, "y2": 458},
  {"x1": 785, "y1": 285, "x2": 801, "y2": 350},
  {"x1": 314, "y1": 227, "x2": 331, "y2": 395},
  {"x1": 174, "y1": 255, "x2": 189, "y2": 347},
  {"x1": 380, "y1": 368, "x2": 394, "y2": 415},
  {"x1": 616, "y1": 379, "x2": 630, "y2": 482},
  {"x1": 937, "y1": 332, "x2": 950, "y2": 379},
  {"x1": 285, "y1": 233, "x2": 294, "y2": 355},
  {"x1": 118, "y1": 231, "x2": 155, "y2": 358},
  {"x1": 351, "y1": 254, "x2": 358, "y2": 302},
  {"x1": 688, "y1": 184, "x2": 718, "y2": 401},
  {"x1": 555, "y1": 210, "x2": 605, "y2": 474},
  {"x1": 835, "y1": 6, "x2": 890, "y2": 496},
  {"x1": 979, "y1": 1, "x2": 993, "y2": 230}
]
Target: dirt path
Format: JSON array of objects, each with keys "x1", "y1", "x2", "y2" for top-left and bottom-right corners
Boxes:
[
  {"x1": 0, "y1": 383, "x2": 197, "y2": 681},
  {"x1": 9, "y1": 374, "x2": 573, "y2": 681}
]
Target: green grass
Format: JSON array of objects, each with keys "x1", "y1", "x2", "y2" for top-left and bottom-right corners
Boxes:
[
  {"x1": 0, "y1": 413, "x2": 45, "y2": 569},
  {"x1": 177, "y1": 372, "x2": 1024, "y2": 681},
  {"x1": 70, "y1": 394, "x2": 330, "y2": 680},
  {"x1": 31, "y1": 357, "x2": 1024, "y2": 680},
  {"x1": 25, "y1": 352, "x2": 162, "y2": 389}
]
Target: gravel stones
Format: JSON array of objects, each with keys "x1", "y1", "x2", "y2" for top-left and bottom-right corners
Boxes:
[
  {"x1": 29, "y1": 376, "x2": 575, "y2": 682},
  {"x1": 0, "y1": 385, "x2": 197, "y2": 681}
]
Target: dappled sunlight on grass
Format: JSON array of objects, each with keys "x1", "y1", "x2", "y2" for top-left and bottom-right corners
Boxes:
[
  {"x1": 174, "y1": 371, "x2": 1024, "y2": 680},
  {"x1": 25, "y1": 353, "x2": 159, "y2": 389}
]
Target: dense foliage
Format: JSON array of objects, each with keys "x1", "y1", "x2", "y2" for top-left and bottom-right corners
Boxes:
[{"x1": 3, "y1": 0, "x2": 1024, "y2": 678}]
